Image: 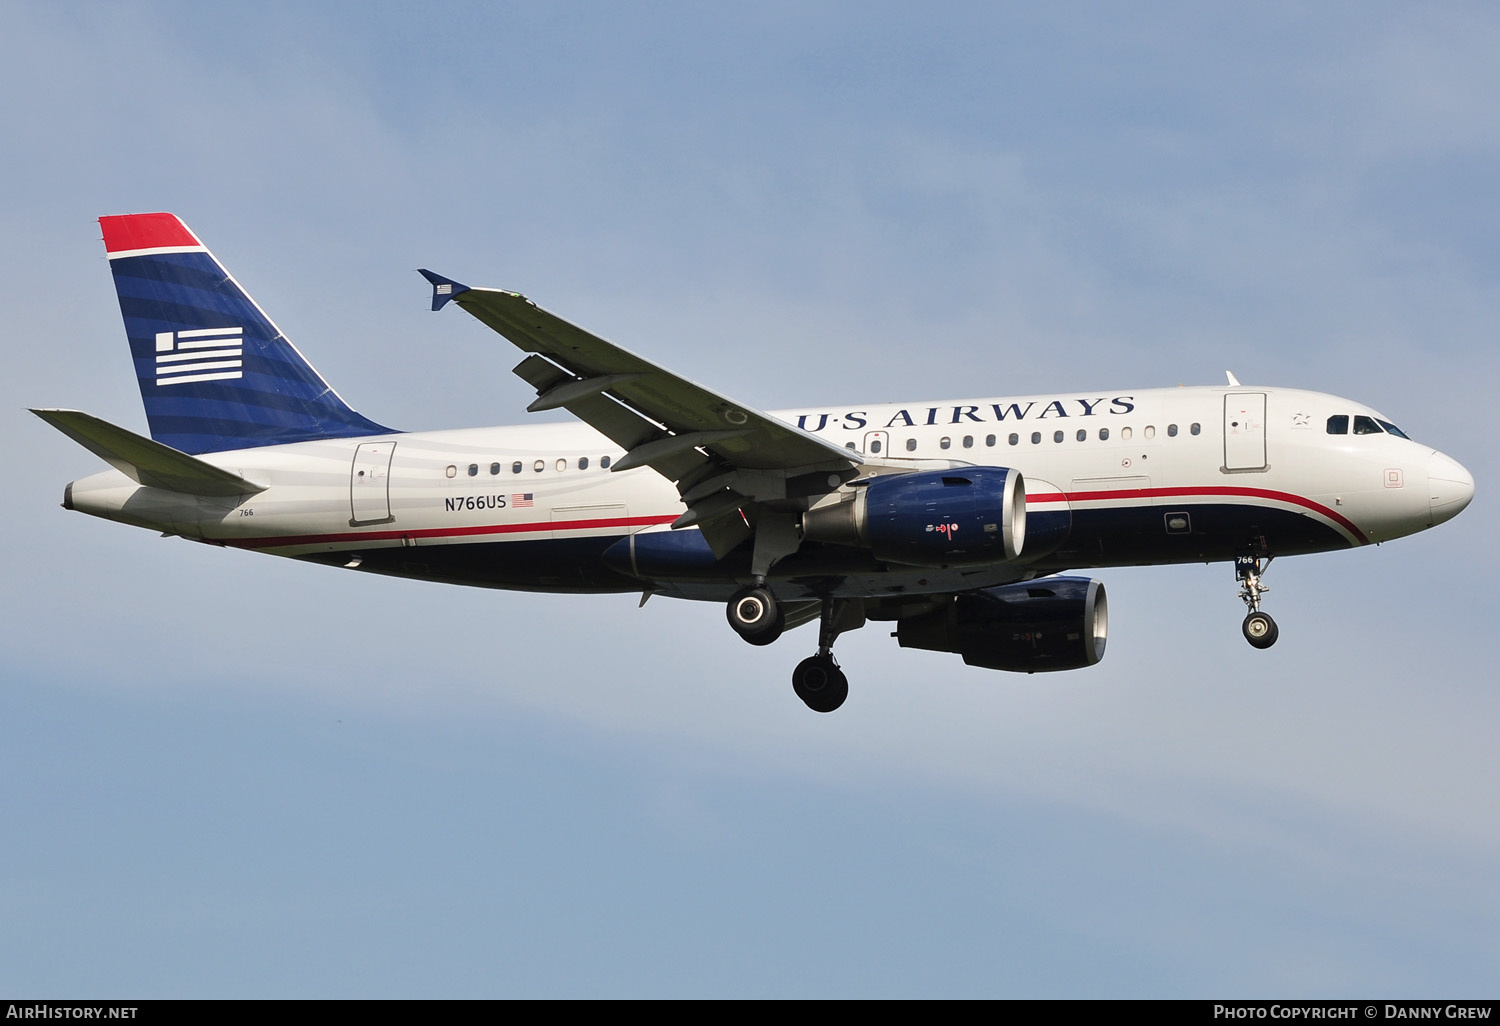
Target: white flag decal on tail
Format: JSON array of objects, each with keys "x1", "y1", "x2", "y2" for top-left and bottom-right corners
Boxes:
[{"x1": 154, "y1": 327, "x2": 244, "y2": 386}]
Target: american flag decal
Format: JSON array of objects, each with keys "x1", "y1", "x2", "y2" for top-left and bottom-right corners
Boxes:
[
  {"x1": 512, "y1": 493, "x2": 534, "y2": 507},
  {"x1": 435, "y1": 284, "x2": 453, "y2": 295},
  {"x1": 154, "y1": 327, "x2": 244, "y2": 386}
]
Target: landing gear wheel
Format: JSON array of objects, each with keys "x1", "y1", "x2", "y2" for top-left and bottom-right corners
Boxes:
[
  {"x1": 727, "y1": 585, "x2": 784, "y2": 646},
  {"x1": 792, "y1": 654, "x2": 848, "y2": 713},
  {"x1": 1242, "y1": 611, "x2": 1279, "y2": 649}
]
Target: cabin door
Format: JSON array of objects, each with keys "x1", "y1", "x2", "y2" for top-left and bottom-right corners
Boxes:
[
  {"x1": 350, "y1": 442, "x2": 396, "y2": 525},
  {"x1": 1223, "y1": 394, "x2": 1267, "y2": 471}
]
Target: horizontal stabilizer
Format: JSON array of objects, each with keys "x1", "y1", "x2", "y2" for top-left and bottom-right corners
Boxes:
[{"x1": 32, "y1": 409, "x2": 267, "y2": 496}]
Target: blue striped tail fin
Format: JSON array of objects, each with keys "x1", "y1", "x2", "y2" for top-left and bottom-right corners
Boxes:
[{"x1": 101, "y1": 213, "x2": 393, "y2": 455}]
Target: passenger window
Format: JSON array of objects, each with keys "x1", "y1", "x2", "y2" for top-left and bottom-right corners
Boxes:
[
  {"x1": 845, "y1": 442, "x2": 857, "y2": 451},
  {"x1": 1031, "y1": 432, "x2": 1041, "y2": 445},
  {"x1": 445, "y1": 465, "x2": 457, "y2": 479},
  {"x1": 1099, "y1": 427, "x2": 1110, "y2": 441},
  {"x1": 556, "y1": 459, "x2": 567, "y2": 471},
  {"x1": 1327, "y1": 415, "x2": 1349, "y2": 434},
  {"x1": 468, "y1": 464, "x2": 479, "y2": 477},
  {"x1": 533, "y1": 460, "x2": 545, "y2": 472},
  {"x1": 490, "y1": 462, "x2": 501, "y2": 475},
  {"x1": 512, "y1": 461, "x2": 523, "y2": 474},
  {"x1": 985, "y1": 434, "x2": 996, "y2": 447},
  {"x1": 1144, "y1": 426, "x2": 1156, "y2": 439},
  {"x1": 601, "y1": 455, "x2": 612, "y2": 469},
  {"x1": 870, "y1": 439, "x2": 882, "y2": 454},
  {"x1": 1167, "y1": 424, "x2": 1178, "y2": 437},
  {"x1": 579, "y1": 457, "x2": 589, "y2": 470},
  {"x1": 1122, "y1": 427, "x2": 1133, "y2": 440},
  {"x1": 939, "y1": 437, "x2": 951, "y2": 450},
  {"x1": 905, "y1": 438, "x2": 917, "y2": 452},
  {"x1": 1076, "y1": 429, "x2": 1087, "y2": 442},
  {"x1": 1353, "y1": 416, "x2": 1382, "y2": 435},
  {"x1": 962, "y1": 435, "x2": 973, "y2": 448},
  {"x1": 1190, "y1": 422, "x2": 1201, "y2": 435}
]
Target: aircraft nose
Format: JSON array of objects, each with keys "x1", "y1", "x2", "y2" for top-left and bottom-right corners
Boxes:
[{"x1": 1427, "y1": 451, "x2": 1474, "y2": 526}]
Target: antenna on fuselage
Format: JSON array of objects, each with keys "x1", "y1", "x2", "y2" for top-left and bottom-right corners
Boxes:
[{"x1": 1226, "y1": 371, "x2": 1242, "y2": 386}]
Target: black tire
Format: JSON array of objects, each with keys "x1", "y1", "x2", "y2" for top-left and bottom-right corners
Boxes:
[
  {"x1": 792, "y1": 655, "x2": 849, "y2": 713},
  {"x1": 1242, "y1": 611, "x2": 1279, "y2": 649},
  {"x1": 727, "y1": 585, "x2": 784, "y2": 646}
]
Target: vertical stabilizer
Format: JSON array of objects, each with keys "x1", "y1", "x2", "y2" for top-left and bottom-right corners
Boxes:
[{"x1": 101, "y1": 213, "x2": 393, "y2": 454}]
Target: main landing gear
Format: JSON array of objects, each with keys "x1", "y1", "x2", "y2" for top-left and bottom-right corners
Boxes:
[
  {"x1": 792, "y1": 653, "x2": 847, "y2": 714},
  {"x1": 791, "y1": 599, "x2": 862, "y2": 713},
  {"x1": 724, "y1": 585, "x2": 862, "y2": 713},
  {"x1": 1235, "y1": 555, "x2": 1278, "y2": 649},
  {"x1": 726, "y1": 584, "x2": 784, "y2": 646}
]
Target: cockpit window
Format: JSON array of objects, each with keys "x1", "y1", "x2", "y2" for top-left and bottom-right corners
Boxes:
[
  {"x1": 1353, "y1": 415, "x2": 1383, "y2": 435},
  {"x1": 1377, "y1": 419, "x2": 1410, "y2": 439},
  {"x1": 1326, "y1": 415, "x2": 1348, "y2": 434}
]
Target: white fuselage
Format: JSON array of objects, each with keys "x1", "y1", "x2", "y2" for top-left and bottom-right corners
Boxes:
[{"x1": 63, "y1": 384, "x2": 1470, "y2": 602}]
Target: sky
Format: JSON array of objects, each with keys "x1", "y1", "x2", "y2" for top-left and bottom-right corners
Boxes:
[{"x1": 2, "y1": 0, "x2": 1496, "y2": 998}]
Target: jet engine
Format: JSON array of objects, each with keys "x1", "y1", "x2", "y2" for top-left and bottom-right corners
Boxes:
[
  {"x1": 801, "y1": 467, "x2": 1025, "y2": 568},
  {"x1": 895, "y1": 576, "x2": 1107, "y2": 672}
]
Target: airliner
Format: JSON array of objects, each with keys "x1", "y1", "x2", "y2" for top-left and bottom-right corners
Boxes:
[{"x1": 34, "y1": 213, "x2": 1475, "y2": 712}]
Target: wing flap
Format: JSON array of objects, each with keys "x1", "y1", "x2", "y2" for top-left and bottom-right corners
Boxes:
[{"x1": 510, "y1": 354, "x2": 713, "y2": 482}]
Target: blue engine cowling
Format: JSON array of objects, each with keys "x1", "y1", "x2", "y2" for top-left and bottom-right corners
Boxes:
[
  {"x1": 895, "y1": 576, "x2": 1107, "y2": 672},
  {"x1": 801, "y1": 467, "x2": 1026, "y2": 568}
]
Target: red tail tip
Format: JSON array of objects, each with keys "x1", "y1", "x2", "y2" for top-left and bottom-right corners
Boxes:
[{"x1": 99, "y1": 212, "x2": 201, "y2": 254}]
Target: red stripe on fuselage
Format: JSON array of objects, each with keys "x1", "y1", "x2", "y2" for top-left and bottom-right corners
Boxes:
[
  {"x1": 1028, "y1": 486, "x2": 1367, "y2": 545},
  {"x1": 225, "y1": 514, "x2": 680, "y2": 551},
  {"x1": 99, "y1": 212, "x2": 202, "y2": 254},
  {"x1": 224, "y1": 484, "x2": 1365, "y2": 553}
]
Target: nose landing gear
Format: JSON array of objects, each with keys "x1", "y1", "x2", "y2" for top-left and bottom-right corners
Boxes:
[
  {"x1": 1242, "y1": 609, "x2": 1278, "y2": 648},
  {"x1": 1235, "y1": 555, "x2": 1278, "y2": 649}
]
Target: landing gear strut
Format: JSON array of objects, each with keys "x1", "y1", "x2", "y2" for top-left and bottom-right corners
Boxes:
[
  {"x1": 1235, "y1": 555, "x2": 1278, "y2": 649},
  {"x1": 791, "y1": 599, "x2": 864, "y2": 713},
  {"x1": 726, "y1": 516, "x2": 800, "y2": 648}
]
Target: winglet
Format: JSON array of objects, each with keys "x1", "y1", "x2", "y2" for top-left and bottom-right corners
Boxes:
[{"x1": 418, "y1": 269, "x2": 470, "y2": 311}]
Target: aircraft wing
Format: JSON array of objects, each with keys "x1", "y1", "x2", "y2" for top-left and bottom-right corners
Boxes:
[{"x1": 420, "y1": 272, "x2": 861, "y2": 554}]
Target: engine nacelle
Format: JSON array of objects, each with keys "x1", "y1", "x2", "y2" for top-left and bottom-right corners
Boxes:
[
  {"x1": 802, "y1": 467, "x2": 1025, "y2": 568},
  {"x1": 896, "y1": 576, "x2": 1107, "y2": 672}
]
